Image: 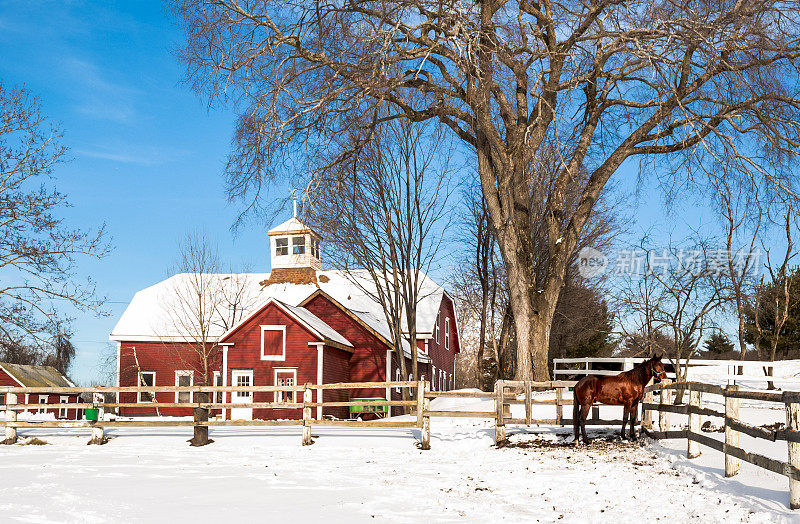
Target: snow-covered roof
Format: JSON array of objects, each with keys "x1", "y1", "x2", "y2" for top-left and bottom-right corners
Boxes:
[
  {"x1": 268, "y1": 216, "x2": 319, "y2": 236},
  {"x1": 109, "y1": 270, "x2": 446, "y2": 362}
]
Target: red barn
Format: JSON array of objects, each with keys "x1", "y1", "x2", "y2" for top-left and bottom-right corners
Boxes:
[
  {"x1": 109, "y1": 215, "x2": 460, "y2": 420},
  {"x1": 0, "y1": 362, "x2": 82, "y2": 420}
]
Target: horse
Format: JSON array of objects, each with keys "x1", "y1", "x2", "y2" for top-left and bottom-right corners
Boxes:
[{"x1": 572, "y1": 355, "x2": 667, "y2": 444}]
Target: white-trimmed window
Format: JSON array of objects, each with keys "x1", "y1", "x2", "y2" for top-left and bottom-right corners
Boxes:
[
  {"x1": 59, "y1": 396, "x2": 68, "y2": 418},
  {"x1": 292, "y1": 236, "x2": 306, "y2": 255},
  {"x1": 274, "y1": 368, "x2": 297, "y2": 404},
  {"x1": 275, "y1": 237, "x2": 289, "y2": 256},
  {"x1": 138, "y1": 371, "x2": 156, "y2": 403},
  {"x1": 175, "y1": 371, "x2": 193, "y2": 403},
  {"x1": 395, "y1": 369, "x2": 401, "y2": 393},
  {"x1": 434, "y1": 313, "x2": 440, "y2": 343},
  {"x1": 261, "y1": 325, "x2": 286, "y2": 361},
  {"x1": 0, "y1": 393, "x2": 5, "y2": 406},
  {"x1": 445, "y1": 317, "x2": 450, "y2": 350},
  {"x1": 212, "y1": 371, "x2": 223, "y2": 403},
  {"x1": 38, "y1": 395, "x2": 48, "y2": 414},
  {"x1": 431, "y1": 366, "x2": 436, "y2": 389},
  {"x1": 233, "y1": 370, "x2": 252, "y2": 402},
  {"x1": 311, "y1": 239, "x2": 320, "y2": 259}
]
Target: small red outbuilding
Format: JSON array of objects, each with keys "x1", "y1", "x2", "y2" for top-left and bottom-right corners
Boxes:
[{"x1": 0, "y1": 362, "x2": 82, "y2": 420}]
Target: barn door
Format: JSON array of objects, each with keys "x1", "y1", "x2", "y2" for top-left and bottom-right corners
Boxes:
[{"x1": 231, "y1": 370, "x2": 254, "y2": 421}]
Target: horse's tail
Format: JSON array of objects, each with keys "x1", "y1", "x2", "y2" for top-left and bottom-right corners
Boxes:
[{"x1": 573, "y1": 387, "x2": 580, "y2": 440}]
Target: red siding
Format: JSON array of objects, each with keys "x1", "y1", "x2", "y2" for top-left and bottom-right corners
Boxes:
[
  {"x1": 424, "y1": 295, "x2": 458, "y2": 391},
  {"x1": 0, "y1": 368, "x2": 19, "y2": 387},
  {"x1": 221, "y1": 301, "x2": 322, "y2": 420},
  {"x1": 303, "y1": 294, "x2": 389, "y2": 400},
  {"x1": 321, "y1": 345, "x2": 350, "y2": 419},
  {"x1": 118, "y1": 341, "x2": 219, "y2": 416}
]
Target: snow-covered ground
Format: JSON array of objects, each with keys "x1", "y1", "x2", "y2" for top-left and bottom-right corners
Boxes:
[
  {"x1": 3, "y1": 363, "x2": 800, "y2": 522},
  {"x1": 0, "y1": 400, "x2": 797, "y2": 522}
]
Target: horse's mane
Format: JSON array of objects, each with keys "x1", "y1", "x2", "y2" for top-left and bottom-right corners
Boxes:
[{"x1": 622, "y1": 357, "x2": 654, "y2": 384}]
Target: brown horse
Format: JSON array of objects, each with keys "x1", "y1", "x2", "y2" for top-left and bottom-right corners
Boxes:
[{"x1": 573, "y1": 355, "x2": 667, "y2": 443}]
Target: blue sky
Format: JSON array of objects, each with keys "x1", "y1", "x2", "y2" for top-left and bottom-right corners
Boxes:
[
  {"x1": 0, "y1": 2, "x2": 291, "y2": 384},
  {"x1": 0, "y1": 1, "x2": 751, "y2": 383}
]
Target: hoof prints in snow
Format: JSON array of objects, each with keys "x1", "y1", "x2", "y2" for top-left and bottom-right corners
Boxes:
[{"x1": 0, "y1": 426, "x2": 792, "y2": 523}]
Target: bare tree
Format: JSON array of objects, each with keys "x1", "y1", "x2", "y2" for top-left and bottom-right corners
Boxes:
[
  {"x1": 163, "y1": 231, "x2": 256, "y2": 386},
  {"x1": 0, "y1": 82, "x2": 109, "y2": 360},
  {"x1": 306, "y1": 119, "x2": 452, "y2": 392},
  {"x1": 761, "y1": 205, "x2": 796, "y2": 388},
  {"x1": 171, "y1": 0, "x2": 800, "y2": 380},
  {"x1": 702, "y1": 163, "x2": 767, "y2": 365},
  {"x1": 160, "y1": 231, "x2": 257, "y2": 444},
  {"x1": 616, "y1": 238, "x2": 727, "y2": 396},
  {"x1": 450, "y1": 183, "x2": 505, "y2": 390}
]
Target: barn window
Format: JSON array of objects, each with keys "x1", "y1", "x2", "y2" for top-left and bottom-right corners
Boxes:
[
  {"x1": 274, "y1": 368, "x2": 297, "y2": 404},
  {"x1": 261, "y1": 325, "x2": 286, "y2": 361},
  {"x1": 0, "y1": 393, "x2": 4, "y2": 406},
  {"x1": 434, "y1": 313, "x2": 440, "y2": 343},
  {"x1": 431, "y1": 366, "x2": 436, "y2": 389},
  {"x1": 311, "y1": 239, "x2": 320, "y2": 258},
  {"x1": 175, "y1": 371, "x2": 193, "y2": 403},
  {"x1": 212, "y1": 371, "x2": 223, "y2": 403},
  {"x1": 138, "y1": 371, "x2": 156, "y2": 403},
  {"x1": 275, "y1": 237, "x2": 289, "y2": 256},
  {"x1": 59, "y1": 396, "x2": 68, "y2": 419},
  {"x1": 445, "y1": 317, "x2": 450, "y2": 350},
  {"x1": 38, "y1": 395, "x2": 48, "y2": 414},
  {"x1": 233, "y1": 370, "x2": 252, "y2": 402},
  {"x1": 395, "y1": 369, "x2": 401, "y2": 392},
  {"x1": 292, "y1": 236, "x2": 306, "y2": 255}
]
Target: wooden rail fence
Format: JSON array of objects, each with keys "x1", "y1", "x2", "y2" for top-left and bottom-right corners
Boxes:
[
  {"x1": 0, "y1": 379, "x2": 634, "y2": 448},
  {"x1": 642, "y1": 380, "x2": 800, "y2": 509},
  {"x1": 3, "y1": 379, "x2": 650, "y2": 450}
]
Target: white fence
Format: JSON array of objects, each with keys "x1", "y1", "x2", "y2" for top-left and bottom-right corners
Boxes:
[{"x1": 553, "y1": 357, "x2": 776, "y2": 385}]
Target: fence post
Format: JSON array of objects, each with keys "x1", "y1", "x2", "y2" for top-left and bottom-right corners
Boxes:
[
  {"x1": 88, "y1": 392, "x2": 105, "y2": 445},
  {"x1": 556, "y1": 387, "x2": 563, "y2": 426},
  {"x1": 495, "y1": 380, "x2": 506, "y2": 445},
  {"x1": 687, "y1": 386, "x2": 701, "y2": 459},
  {"x1": 416, "y1": 381, "x2": 424, "y2": 428},
  {"x1": 420, "y1": 382, "x2": 431, "y2": 450},
  {"x1": 3, "y1": 393, "x2": 17, "y2": 444},
  {"x1": 189, "y1": 389, "x2": 211, "y2": 447},
  {"x1": 302, "y1": 385, "x2": 313, "y2": 446},
  {"x1": 642, "y1": 388, "x2": 653, "y2": 431},
  {"x1": 784, "y1": 392, "x2": 800, "y2": 509},
  {"x1": 524, "y1": 381, "x2": 532, "y2": 426},
  {"x1": 659, "y1": 382, "x2": 672, "y2": 432},
  {"x1": 725, "y1": 384, "x2": 740, "y2": 477}
]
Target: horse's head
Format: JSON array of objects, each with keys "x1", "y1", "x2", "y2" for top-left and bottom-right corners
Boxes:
[{"x1": 650, "y1": 355, "x2": 667, "y2": 383}]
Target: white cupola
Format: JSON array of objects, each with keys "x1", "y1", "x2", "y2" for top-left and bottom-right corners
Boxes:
[{"x1": 267, "y1": 204, "x2": 322, "y2": 271}]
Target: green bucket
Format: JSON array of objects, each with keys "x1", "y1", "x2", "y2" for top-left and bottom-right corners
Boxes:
[{"x1": 85, "y1": 408, "x2": 99, "y2": 421}]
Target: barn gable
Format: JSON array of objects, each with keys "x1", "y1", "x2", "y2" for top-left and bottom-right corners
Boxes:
[{"x1": 218, "y1": 298, "x2": 352, "y2": 352}]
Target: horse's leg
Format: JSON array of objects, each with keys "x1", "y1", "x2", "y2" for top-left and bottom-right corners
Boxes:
[
  {"x1": 573, "y1": 391, "x2": 581, "y2": 442},
  {"x1": 580, "y1": 403, "x2": 592, "y2": 443},
  {"x1": 620, "y1": 405, "x2": 629, "y2": 440},
  {"x1": 630, "y1": 402, "x2": 638, "y2": 441}
]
